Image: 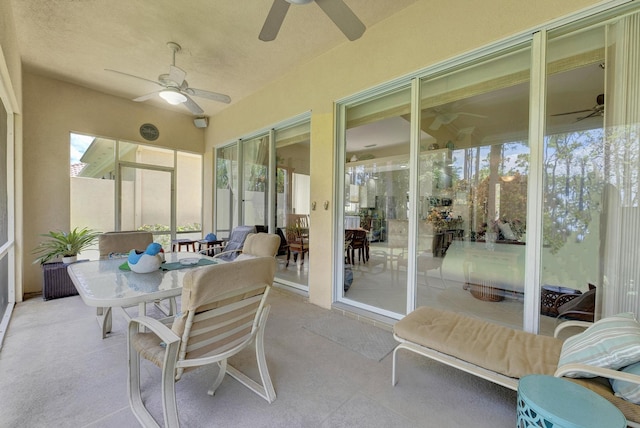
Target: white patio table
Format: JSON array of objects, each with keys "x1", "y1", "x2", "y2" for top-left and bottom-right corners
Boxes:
[{"x1": 67, "y1": 252, "x2": 219, "y2": 338}]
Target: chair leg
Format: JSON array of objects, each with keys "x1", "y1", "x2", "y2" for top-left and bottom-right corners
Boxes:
[
  {"x1": 208, "y1": 360, "x2": 228, "y2": 396},
  {"x1": 128, "y1": 323, "x2": 162, "y2": 428},
  {"x1": 226, "y1": 306, "x2": 276, "y2": 403},
  {"x1": 161, "y1": 366, "x2": 179, "y2": 428}
]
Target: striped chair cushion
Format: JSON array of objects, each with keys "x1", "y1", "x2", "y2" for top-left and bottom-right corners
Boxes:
[{"x1": 558, "y1": 312, "x2": 640, "y2": 378}]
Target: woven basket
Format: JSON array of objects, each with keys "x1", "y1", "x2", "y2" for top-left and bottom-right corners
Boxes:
[{"x1": 469, "y1": 282, "x2": 504, "y2": 302}]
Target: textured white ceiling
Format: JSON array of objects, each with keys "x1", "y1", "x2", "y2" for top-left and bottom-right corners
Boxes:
[{"x1": 10, "y1": 0, "x2": 419, "y2": 117}]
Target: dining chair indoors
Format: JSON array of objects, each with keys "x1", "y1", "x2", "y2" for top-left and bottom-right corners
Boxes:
[
  {"x1": 127, "y1": 256, "x2": 277, "y2": 428},
  {"x1": 285, "y1": 225, "x2": 309, "y2": 266}
]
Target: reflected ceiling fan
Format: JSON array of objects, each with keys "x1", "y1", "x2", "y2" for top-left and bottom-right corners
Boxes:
[
  {"x1": 105, "y1": 42, "x2": 231, "y2": 115},
  {"x1": 259, "y1": 0, "x2": 366, "y2": 42},
  {"x1": 428, "y1": 110, "x2": 488, "y2": 131},
  {"x1": 551, "y1": 93, "x2": 604, "y2": 121}
]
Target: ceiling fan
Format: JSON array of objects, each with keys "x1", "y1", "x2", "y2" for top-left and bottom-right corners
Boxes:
[
  {"x1": 259, "y1": 0, "x2": 366, "y2": 42},
  {"x1": 428, "y1": 110, "x2": 488, "y2": 131},
  {"x1": 105, "y1": 42, "x2": 231, "y2": 115},
  {"x1": 551, "y1": 93, "x2": 604, "y2": 121}
]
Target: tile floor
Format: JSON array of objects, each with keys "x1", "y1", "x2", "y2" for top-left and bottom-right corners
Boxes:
[{"x1": 0, "y1": 287, "x2": 518, "y2": 428}]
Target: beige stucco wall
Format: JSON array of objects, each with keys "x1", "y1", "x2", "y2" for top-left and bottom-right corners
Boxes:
[
  {"x1": 21, "y1": 72, "x2": 204, "y2": 295},
  {"x1": 203, "y1": 0, "x2": 603, "y2": 308},
  {"x1": 1, "y1": 0, "x2": 23, "y2": 301}
]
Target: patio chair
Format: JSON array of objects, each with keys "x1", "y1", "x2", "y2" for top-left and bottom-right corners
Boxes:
[
  {"x1": 211, "y1": 225, "x2": 256, "y2": 261},
  {"x1": 98, "y1": 231, "x2": 153, "y2": 259},
  {"x1": 127, "y1": 256, "x2": 277, "y2": 427},
  {"x1": 213, "y1": 232, "x2": 280, "y2": 261},
  {"x1": 96, "y1": 231, "x2": 158, "y2": 338}
]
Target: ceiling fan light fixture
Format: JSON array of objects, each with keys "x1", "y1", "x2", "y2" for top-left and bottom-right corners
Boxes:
[{"x1": 159, "y1": 88, "x2": 187, "y2": 105}]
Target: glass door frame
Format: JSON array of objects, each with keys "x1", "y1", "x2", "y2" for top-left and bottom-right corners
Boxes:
[
  {"x1": 116, "y1": 160, "x2": 177, "y2": 242},
  {"x1": 213, "y1": 112, "x2": 311, "y2": 290}
]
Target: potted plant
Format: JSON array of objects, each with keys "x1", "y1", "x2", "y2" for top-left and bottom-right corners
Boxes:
[{"x1": 33, "y1": 227, "x2": 101, "y2": 265}]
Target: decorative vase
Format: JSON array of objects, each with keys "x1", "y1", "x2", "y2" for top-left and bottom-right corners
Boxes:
[{"x1": 62, "y1": 255, "x2": 77, "y2": 264}]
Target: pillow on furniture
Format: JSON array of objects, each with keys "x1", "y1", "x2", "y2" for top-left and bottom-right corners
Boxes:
[
  {"x1": 558, "y1": 312, "x2": 640, "y2": 378},
  {"x1": 610, "y1": 361, "x2": 640, "y2": 404}
]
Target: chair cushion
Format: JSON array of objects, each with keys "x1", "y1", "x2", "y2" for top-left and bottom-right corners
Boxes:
[
  {"x1": 558, "y1": 312, "x2": 640, "y2": 377},
  {"x1": 242, "y1": 233, "x2": 280, "y2": 257},
  {"x1": 610, "y1": 361, "x2": 640, "y2": 404},
  {"x1": 394, "y1": 307, "x2": 563, "y2": 379}
]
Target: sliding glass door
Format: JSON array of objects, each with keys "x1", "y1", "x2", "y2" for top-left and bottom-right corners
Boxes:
[
  {"x1": 214, "y1": 115, "x2": 311, "y2": 290},
  {"x1": 275, "y1": 121, "x2": 310, "y2": 289},
  {"x1": 242, "y1": 135, "x2": 270, "y2": 229},
  {"x1": 543, "y1": 9, "x2": 640, "y2": 323},
  {"x1": 416, "y1": 45, "x2": 531, "y2": 329},
  {"x1": 336, "y1": 4, "x2": 640, "y2": 332},
  {"x1": 342, "y1": 87, "x2": 412, "y2": 315}
]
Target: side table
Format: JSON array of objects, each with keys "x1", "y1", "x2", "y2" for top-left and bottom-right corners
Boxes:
[
  {"x1": 171, "y1": 238, "x2": 196, "y2": 252},
  {"x1": 517, "y1": 375, "x2": 626, "y2": 428}
]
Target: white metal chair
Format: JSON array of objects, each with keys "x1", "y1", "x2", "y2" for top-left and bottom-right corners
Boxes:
[{"x1": 127, "y1": 256, "x2": 277, "y2": 428}]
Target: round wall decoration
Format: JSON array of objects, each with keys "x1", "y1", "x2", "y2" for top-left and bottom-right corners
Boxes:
[{"x1": 139, "y1": 123, "x2": 159, "y2": 141}]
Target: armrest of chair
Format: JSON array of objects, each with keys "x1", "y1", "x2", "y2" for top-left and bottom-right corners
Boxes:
[
  {"x1": 553, "y1": 320, "x2": 593, "y2": 338},
  {"x1": 212, "y1": 249, "x2": 243, "y2": 259},
  {"x1": 128, "y1": 315, "x2": 179, "y2": 346},
  {"x1": 555, "y1": 363, "x2": 640, "y2": 385}
]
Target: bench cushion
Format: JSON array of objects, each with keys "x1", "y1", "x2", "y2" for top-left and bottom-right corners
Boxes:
[{"x1": 394, "y1": 306, "x2": 563, "y2": 379}]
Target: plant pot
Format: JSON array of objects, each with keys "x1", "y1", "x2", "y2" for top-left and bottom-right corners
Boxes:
[{"x1": 62, "y1": 256, "x2": 77, "y2": 264}]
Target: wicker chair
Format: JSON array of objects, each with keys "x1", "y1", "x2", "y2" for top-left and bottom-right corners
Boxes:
[{"x1": 127, "y1": 257, "x2": 277, "y2": 427}]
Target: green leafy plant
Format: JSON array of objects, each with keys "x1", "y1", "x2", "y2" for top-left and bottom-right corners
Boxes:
[{"x1": 32, "y1": 227, "x2": 101, "y2": 264}]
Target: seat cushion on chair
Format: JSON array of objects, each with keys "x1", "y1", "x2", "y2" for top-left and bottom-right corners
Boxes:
[
  {"x1": 394, "y1": 307, "x2": 563, "y2": 379},
  {"x1": 131, "y1": 332, "x2": 168, "y2": 368}
]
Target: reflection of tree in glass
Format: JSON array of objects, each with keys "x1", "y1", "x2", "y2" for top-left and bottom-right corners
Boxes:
[
  {"x1": 216, "y1": 159, "x2": 229, "y2": 189},
  {"x1": 543, "y1": 129, "x2": 604, "y2": 253}
]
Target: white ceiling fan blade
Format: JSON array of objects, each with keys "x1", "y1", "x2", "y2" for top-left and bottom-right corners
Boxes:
[
  {"x1": 429, "y1": 116, "x2": 444, "y2": 131},
  {"x1": 168, "y1": 65, "x2": 186, "y2": 86},
  {"x1": 316, "y1": 0, "x2": 365, "y2": 41},
  {"x1": 551, "y1": 109, "x2": 593, "y2": 117},
  {"x1": 183, "y1": 94, "x2": 204, "y2": 115},
  {"x1": 133, "y1": 91, "x2": 160, "y2": 102},
  {"x1": 105, "y1": 69, "x2": 162, "y2": 87},
  {"x1": 186, "y1": 88, "x2": 231, "y2": 104},
  {"x1": 458, "y1": 112, "x2": 488, "y2": 119},
  {"x1": 259, "y1": 0, "x2": 290, "y2": 41}
]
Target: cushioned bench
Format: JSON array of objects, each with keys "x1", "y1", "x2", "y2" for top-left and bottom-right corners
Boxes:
[{"x1": 392, "y1": 307, "x2": 640, "y2": 427}]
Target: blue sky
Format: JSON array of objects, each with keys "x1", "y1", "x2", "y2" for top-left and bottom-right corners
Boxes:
[{"x1": 70, "y1": 133, "x2": 94, "y2": 164}]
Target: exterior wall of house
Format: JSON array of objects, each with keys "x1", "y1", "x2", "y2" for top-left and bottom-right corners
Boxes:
[
  {"x1": 21, "y1": 72, "x2": 204, "y2": 295},
  {"x1": 203, "y1": 0, "x2": 604, "y2": 308}
]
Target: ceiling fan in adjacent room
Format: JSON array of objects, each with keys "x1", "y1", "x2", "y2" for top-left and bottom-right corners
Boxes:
[
  {"x1": 105, "y1": 42, "x2": 231, "y2": 115},
  {"x1": 551, "y1": 93, "x2": 604, "y2": 121},
  {"x1": 259, "y1": 0, "x2": 366, "y2": 42},
  {"x1": 428, "y1": 110, "x2": 488, "y2": 131}
]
